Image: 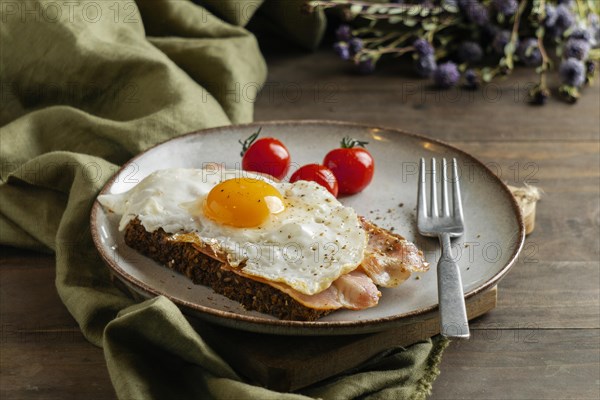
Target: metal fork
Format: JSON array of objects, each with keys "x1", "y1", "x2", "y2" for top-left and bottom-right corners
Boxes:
[{"x1": 417, "y1": 158, "x2": 470, "y2": 339}]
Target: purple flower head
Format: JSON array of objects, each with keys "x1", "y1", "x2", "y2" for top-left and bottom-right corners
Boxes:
[
  {"x1": 414, "y1": 54, "x2": 437, "y2": 78},
  {"x1": 492, "y1": 0, "x2": 518, "y2": 16},
  {"x1": 564, "y1": 38, "x2": 590, "y2": 61},
  {"x1": 356, "y1": 57, "x2": 376, "y2": 74},
  {"x1": 492, "y1": 30, "x2": 516, "y2": 55},
  {"x1": 530, "y1": 86, "x2": 549, "y2": 105},
  {"x1": 555, "y1": 4, "x2": 575, "y2": 31},
  {"x1": 586, "y1": 60, "x2": 596, "y2": 76},
  {"x1": 458, "y1": 41, "x2": 483, "y2": 63},
  {"x1": 461, "y1": 1, "x2": 490, "y2": 26},
  {"x1": 559, "y1": 58, "x2": 586, "y2": 87},
  {"x1": 333, "y1": 42, "x2": 351, "y2": 61},
  {"x1": 482, "y1": 23, "x2": 500, "y2": 42},
  {"x1": 413, "y1": 38, "x2": 435, "y2": 57},
  {"x1": 464, "y1": 69, "x2": 480, "y2": 90},
  {"x1": 335, "y1": 25, "x2": 352, "y2": 42},
  {"x1": 349, "y1": 38, "x2": 363, "y2": 54},
  {"x1": 433, "y1": 61, "x2": 460, "y2": 88},
  {"x1": 569, "y1": 28, "x2": 592, "y2": 43},
  {"x1": 544, "y1": 4, "x2": 558, "y2": 28},
  {"x1": 517, "y1": 38, "x2": 542, "y2": 67}
]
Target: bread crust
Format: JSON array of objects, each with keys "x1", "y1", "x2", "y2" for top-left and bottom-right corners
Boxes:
[{"x1": 124, "y1": 219, "x2": 333, "y2": 321}]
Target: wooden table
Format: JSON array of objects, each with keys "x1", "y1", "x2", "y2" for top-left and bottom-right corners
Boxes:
[{"x1": 2, "y1": 43, "x2": 599, "y2": 399}]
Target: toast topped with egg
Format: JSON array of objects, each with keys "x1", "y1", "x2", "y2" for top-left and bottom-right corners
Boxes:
[{"x1": 98, "y1": 167, "x2": 428, "y2": 320}]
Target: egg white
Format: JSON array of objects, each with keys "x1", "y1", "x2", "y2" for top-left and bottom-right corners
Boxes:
[{"x1": 98, "y1": 168, "x2": 367, "y2": 295}]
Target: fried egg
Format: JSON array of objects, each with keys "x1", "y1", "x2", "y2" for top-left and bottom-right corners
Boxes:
[{"x1": 98, "y1": 168, "x2": 367, "y2": 295}]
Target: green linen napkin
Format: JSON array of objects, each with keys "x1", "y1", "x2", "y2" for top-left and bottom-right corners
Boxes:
[{"x1": 0, "y1": 1, "x2": 448, "y2": 399}]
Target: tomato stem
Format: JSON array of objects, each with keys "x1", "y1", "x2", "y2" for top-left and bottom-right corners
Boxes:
[
  {"x1": 341, "y1": 136, "x2": 369, "y2": 149},
  {"x1": 239, "y1": 127, "x2": 262, "y2": 156}
]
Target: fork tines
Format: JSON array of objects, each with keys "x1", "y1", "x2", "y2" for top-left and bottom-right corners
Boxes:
[{"x1": 418, "y1": 157, "x2": 464, "y2": 222}]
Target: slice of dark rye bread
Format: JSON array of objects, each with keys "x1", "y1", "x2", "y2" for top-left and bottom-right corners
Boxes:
[{"x1": 124, "y1": 218, "x2": 333, "y2": 321}]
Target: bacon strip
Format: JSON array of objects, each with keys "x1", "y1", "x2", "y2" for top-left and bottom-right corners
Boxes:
[
  {"x1": 358, "y1": 217, "x2": 429, "y2": 287},
  {"x1": 332, "y1": 270, "x2": 382, "y2": 310},
  {"x1": 221, "y1": 264, "x2": 381, "y2": 311}
]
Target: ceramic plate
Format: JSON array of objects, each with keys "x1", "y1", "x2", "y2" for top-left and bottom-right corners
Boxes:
[{"x1": 91, "y1": 121, "x2": 524, "y2": 335}]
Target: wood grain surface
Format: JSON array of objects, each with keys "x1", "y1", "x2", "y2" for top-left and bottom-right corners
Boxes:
[{"x1": 1, "y1": 44, "x2": 599, "y2": 399}]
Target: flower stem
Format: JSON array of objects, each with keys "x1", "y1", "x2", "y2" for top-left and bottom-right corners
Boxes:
[
  {"x1": 589, "y1": 49, "x2": 600, "y2": 61},
  {"x1": 510, "y1": 0, "x2": 527, "y2": 44},
  {"x1": 362, "y1": 32, "x2": 403, "y2": 46},
  {"x1": 537, "y1": 35, "x2": 549, "y2": 89},
  {"x1": 504, "y1": 0, "x2": 528, "y2": 72},
  {"x1": 307, "y1": 1, "x2": 421, "y2": 12},
  {"x1": 378, "y1": 46, "x2": 415, "y2": 56},
  {"x1": 386, "y1": 32, "x2": 415, "y2": 49},
  {"x1": 575, "y1": 0, "x2": 587, "y2": 20}
]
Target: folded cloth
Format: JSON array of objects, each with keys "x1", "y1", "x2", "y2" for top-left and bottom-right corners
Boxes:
[{"x1": 0, "y1": 1, "x2": 448, "y2": 399}]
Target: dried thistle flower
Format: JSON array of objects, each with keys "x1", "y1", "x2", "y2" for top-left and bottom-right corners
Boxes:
[
  {"x1": 560, "y1": 58, "x2": 586, "y2": 87},
  {"x1": 306, "y1": 0, "x2": 600, "y2": 105}
]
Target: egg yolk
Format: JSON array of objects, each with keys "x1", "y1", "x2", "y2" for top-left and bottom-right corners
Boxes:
[{"x1": 203, "y1": 178, "x2": 285, "y2": 228}]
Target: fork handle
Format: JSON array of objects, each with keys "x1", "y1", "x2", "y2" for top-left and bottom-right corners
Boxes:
[{"x1": 437, "y1": 233, "x2": 470, "y2": 339}]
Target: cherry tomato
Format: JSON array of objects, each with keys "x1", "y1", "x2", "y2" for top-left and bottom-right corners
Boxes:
[
  {"x1": 239, "y1": 128, "x2": 291, "y2": 180},
  {"x1": 323, "y1": 137, "x2": 374, "y2": 195},
  {"x1": 289, "y1": 164, "x2": 339, "y2": 197}
]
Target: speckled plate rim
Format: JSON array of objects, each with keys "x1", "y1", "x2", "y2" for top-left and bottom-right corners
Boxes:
[{"x1": 90, "y1": 120, "x2": 525, "y2": 335}]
